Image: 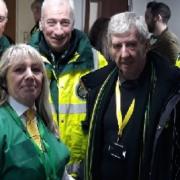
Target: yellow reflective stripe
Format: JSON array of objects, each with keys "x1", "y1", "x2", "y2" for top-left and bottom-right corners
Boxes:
[
  {"x1": 68, "y1": 52, "x2": 80, "y2": 63},
  {"x1": 97, "y1": 50, "x2": 108, "y2": 68}
]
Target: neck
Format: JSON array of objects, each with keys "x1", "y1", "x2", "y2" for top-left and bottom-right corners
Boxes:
[{"x1": 154, "y1": 23, "x2": 167, "y2": 36}]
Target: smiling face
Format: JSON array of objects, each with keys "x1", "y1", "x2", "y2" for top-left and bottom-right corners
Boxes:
[
  {"x1": 110, "y1": 27, "x2": 148, "y2": 80},
  {"x1": 40, "y1": 2, "x2": 74, "y2": 53},
  {"x1": 6, "y1": 57, "x2": 43, "y2": 107}
]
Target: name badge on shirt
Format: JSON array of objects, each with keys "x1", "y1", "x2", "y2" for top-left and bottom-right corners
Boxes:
[{"x1": 108, "y1": 142, "x2": 127, "y2": 160}]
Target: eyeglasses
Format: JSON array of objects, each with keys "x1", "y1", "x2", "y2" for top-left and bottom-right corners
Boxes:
[{"x1": 0, "y1": 16, "x2": 7, "y2": 23}]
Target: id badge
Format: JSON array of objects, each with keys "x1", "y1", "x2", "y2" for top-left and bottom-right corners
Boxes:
[{"x1": 108, "y1": 142, "x2": 127, "y2": 160}]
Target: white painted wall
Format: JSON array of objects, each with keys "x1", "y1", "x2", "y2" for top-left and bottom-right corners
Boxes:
[
  {"x1": 16, "y1": 0, "x2": 34, "y2": 43},
  {"x1": 132, "y1": 0, "x2": 180, "y2": 38},
  {"x1": 74, "y1": 0, "x2": 85, "y2": 30}
]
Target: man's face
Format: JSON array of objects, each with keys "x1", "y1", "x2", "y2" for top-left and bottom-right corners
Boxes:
[
  {"x1": 31, "y1": 2, "x2": 41, "y2": 23},
  {"x1": 145, "y1": 8, "x2": 156, "y2": 33},
  {"x1": 40, "y1": 3, "x2": 74, "y2": 53},
  {"x1": 6, "y1": 57, "x2": 43, "y2": 107},
  {"x1": 110, "y1": 27, "x2": 148, "y2": 80},
  {"x1": 0, "y1": 3, "x2": 7, "y2": 37}
]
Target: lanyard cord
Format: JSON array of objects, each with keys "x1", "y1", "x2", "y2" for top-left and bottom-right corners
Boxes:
[{"x1": 115, "y1": 78, "x2": 136, "y2": 136}]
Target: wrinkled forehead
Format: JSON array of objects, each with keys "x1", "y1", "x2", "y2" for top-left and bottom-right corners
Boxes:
[{"x1": 42, "y1": 3, "x2": 71, "y2": 20}]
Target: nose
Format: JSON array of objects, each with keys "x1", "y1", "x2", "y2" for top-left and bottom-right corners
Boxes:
[
  {"x1": 54, "y1": 22, "x2": 64, "y2": 36},
  {"x1": 121, "y1": 45, "x2": 129, "y2": 58},
  {"x1": 25, "y1": 68, "x2": 34, "y2": 79}
]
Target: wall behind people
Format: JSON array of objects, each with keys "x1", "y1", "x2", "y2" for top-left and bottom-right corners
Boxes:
[
  {"x1": 132, "y1": 0, "x2": 180, "y2": 38},
  {"x1": 16, "y1": 0, "x2": 35, "y2": 43}
]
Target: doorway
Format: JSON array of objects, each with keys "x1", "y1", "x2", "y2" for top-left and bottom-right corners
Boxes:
[{"x1": 84, "y1": 0, "x2": 128, "y2": 32}]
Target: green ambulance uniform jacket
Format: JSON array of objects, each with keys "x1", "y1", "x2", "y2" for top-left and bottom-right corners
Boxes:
[
  {"x1": 0, "y1": 35, "x2": 11, "y2": 57},
  {"x1": 0, "y1": 103, "x2": 70, "y2": 180},
  {"x1": 28, "y1": 29, "x2": 107, "y2": 173}
]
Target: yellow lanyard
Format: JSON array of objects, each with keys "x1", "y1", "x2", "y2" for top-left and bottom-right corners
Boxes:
[{"x1": 115, "y1": 79, "x2": 135, "y2": 136}]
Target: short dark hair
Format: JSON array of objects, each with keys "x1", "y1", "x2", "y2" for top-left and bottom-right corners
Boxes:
[
  {"x1": 147, "y1": 1, "x2": 171, "y2": 23},
  {"x1": 146, "y1": 1, "x2": 157, "y2": 9}
]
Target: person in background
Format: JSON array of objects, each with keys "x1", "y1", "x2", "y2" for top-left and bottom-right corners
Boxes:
[
  {"x1": 0, "y1": 44, "x2": 72, "y2": 179},
  {"x1": 82, "y1": 12, "x2": 180, "y2": 180},
  {"x1": 30, "y1": 0, "x2": 43, "y2": 35},
  {"x1": 0, "y1": 0, "x2": 10, "y2": 57},
  {"x1": 145, "y1": 1, "x2": 180, "y2": 65},
  {"x1": 28, "y1": 0, "x2": 107, "y2": 178},
  {"x1": 89, "y1": 17, "x2": 111, "y2": 62}
]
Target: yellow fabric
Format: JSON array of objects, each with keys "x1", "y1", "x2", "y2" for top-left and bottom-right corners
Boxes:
[
  {"x1": 176, "y1": 56, "x2": 180, "y2": 68},
  {"x1": 25, "y1": 109, "x2": 42, "y2": 150},
  {"x1": 42, "y1": 50, "x2": 107, "y2": 167}
]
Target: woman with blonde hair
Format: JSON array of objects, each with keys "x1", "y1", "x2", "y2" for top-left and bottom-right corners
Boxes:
[{"x1": 0, "y1": 44, "x2": 72, "y2": 179}]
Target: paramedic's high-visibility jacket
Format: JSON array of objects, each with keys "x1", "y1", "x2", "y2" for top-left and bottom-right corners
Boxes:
[{"x1": 28, "y1": 29, "x2": 108, "y2": 175}]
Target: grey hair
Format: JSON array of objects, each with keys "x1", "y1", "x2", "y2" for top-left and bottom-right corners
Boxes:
[
  {"x1": 108, "y1": 12, "x2": 149, "y2": 44},
  {"x1": 0, "y1": 44, "x2": 58, "y2": 135},
  {"x1": 41, "y1": 0, "x2": 75, "y2": 24},
  {"x1": 0, "y1": 0, "x2": 8, "y2": 17}
]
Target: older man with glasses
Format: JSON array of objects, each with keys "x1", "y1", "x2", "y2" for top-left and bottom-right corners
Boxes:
[{"x1": 0, "y1": 0, "x2": 11, "y2": 57}]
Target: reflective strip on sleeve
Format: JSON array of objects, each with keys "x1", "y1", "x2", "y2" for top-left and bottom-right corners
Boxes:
[
  {"x1": 92, "y1": 48, "x2": 98, "y2": 70},
  {"x1": 49, "y1": 103, "x2": 86, "y2": 114},
  {"x1": 59, "y1": 104, "x2": 86, "y2": 114}
]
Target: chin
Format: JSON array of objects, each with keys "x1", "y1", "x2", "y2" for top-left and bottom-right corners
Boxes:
[{"x1": 123, "y1": 72, "x2": 138, "y2": 80}]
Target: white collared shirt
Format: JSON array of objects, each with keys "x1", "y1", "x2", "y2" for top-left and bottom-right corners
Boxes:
[{"x1": 8, "y1": 96, "x2": 35, "y2": 125}]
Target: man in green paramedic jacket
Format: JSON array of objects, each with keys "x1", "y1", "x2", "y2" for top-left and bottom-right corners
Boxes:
[{"x1": 28, "y1": 0, "x2": 107, "y2": 178}]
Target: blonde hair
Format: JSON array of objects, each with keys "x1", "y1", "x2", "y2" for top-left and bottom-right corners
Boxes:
[{"x1": 0, "y1": 44, "x2": 58, "y2": 135}]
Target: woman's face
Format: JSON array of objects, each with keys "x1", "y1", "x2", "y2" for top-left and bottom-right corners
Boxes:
[{"x1": 6, "y1": 57, "x2": 43, "y2": 107}]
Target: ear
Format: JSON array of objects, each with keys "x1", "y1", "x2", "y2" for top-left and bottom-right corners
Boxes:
[
  {"x1": 155, "y1": 14, "x2": 162, "y2": 22},
  {"x1": 39, "y1": 21, "x2": 43, "y2": 31}
]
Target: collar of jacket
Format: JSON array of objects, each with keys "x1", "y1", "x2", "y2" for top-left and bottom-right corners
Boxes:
[
  {"x1": 28, "y1": 29, "x2": 95, "y2": 70},
  {"x1": 0, "y1": 35, "x2": 10, "y2": 56},
  {"x1": 81, "y1": 61, "x2": 116, "y2": 91}
]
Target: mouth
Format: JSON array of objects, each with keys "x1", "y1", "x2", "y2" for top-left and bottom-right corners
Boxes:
[
  {"x1": 121, "y1": 61, "x2": 132, "y2": 66},
  {"x1": 23, "y1": 85, "x2": 36, "y2": 91},
  {"x1": 51, "y1": 36, "x2": 65, "y2": 42}
]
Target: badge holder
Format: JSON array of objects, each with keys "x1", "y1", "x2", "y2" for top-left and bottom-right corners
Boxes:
[{"x1": 108, "y1": 136, "x2": 127, "y2": 160}]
